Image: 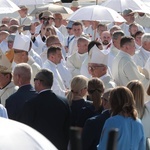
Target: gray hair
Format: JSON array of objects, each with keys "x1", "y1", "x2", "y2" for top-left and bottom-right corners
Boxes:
[
  {"x1": 14, "y1": 63, "x2": 32, "y2": 81},
  {"x1": 141, "y1": 33, "x2": 150, "y2": 44},
  {"x1": 112, "y1": 30, "x2": 125, "y2": 40}
]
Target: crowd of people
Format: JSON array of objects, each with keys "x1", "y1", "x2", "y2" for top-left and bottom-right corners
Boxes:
[{"x1": 1, "y1": 0, "x2": 150, "y2": 149}]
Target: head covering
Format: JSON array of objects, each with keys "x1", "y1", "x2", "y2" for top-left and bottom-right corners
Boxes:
[
  {"x1": 13, "y1": 31, "x2": 30, "y2": 52},
  {"x1": 66, "y1": 20, "x2": 74, "y2": 29},
  {"x1": 0, "y1": 49, "x2": 12, "y2": 73},
  {"x1": 71, "y1": 0, "x2": 81, "y2": 8},
  {"x1": 89, "y1": 45, "x2": 108, "y2": 65},
  {"x1": 19, "y1": 5, "x2": 28, "y2": 10},
  {"x1": 41, "y1": 11, "x2": 54, "y2": 19},
  {"x1": 7, "y1": 34, "x2": 15, "y2": 42},
  {"x1": 123, "y1": 8, "x2": 133, "y2": 16}
]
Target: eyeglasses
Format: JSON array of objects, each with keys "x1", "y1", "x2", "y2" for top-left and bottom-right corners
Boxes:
[
  {"x1": 14, "y1": 50, "x2": 23, "y2": 53},
  {"x1": 34, "y1": 78, "x2": 43, "y2": 82},
  {"x1": 42, "y1": 17, "x2": 53, "y2": 20},
  {"x1": 46, "y1": 28, "x2": 51, "y2": 32},
  {"x1": 88, "y1": 65, "x2": 104, "y2": 71}
]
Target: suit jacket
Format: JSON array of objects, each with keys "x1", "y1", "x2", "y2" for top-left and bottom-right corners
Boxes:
[
  {"x1": 82, "y1": 110, "x2": 110, "y2": 150},
  {"x1": 5, "y1": 84, "x2": 37, "y2": 120},
  {"x1": 19, "y1": 90, "x2": 71, "y2": 150}
]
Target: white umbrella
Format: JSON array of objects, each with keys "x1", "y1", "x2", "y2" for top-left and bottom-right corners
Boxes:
[
  {"x1": 11, "y1": 0, "x2": 60, "y2": 6},
  {"x1": 101, "y1": 0, "x2": 149, "y2": 13},
  {"x1": 0, "y1": 0, "x2": 20, "y2": 14},
  {"x1": 0, "y1": 118, "x2": 57, "y2": 150},
  {"x1": 68, "y1": 5, "x2": 126, "y2": 22},
  {"x1": 141, "y1": 0, "x2": 150, "y2": 7},
  {"x1": 30, "y1": 4, "x2": 73, "y2": 15}
]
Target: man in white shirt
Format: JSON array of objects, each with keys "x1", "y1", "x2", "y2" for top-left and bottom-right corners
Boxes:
[
  {"x1": 134, "y1": 33, "x2": 150, "y2": 67},
  {"x1": 134, "y1": 31, "x2": 144, "y2": 49},
  {"x1": 88, "y1": 45, "x2": 116, "y2": 91},
  {"x1": 112, "y1": 36, "x2": 150, "y2": 91},
  {"x1": 107, "y1": 30, "x2": 124, "y2": 71},
  {"x1": 43, "y1": 46, "x2": 67, "y2": 97},
  {"x1": 12, "y1": 32, "x2": 41, "y2": 86},
  {"x1": 120, "y1": 9, "x2": 144, "y2": 36},
  {"x1": 66, "y1": 36, "x2": 89, "y2": 77},
  {"x1": 0, "y1": 49, "x2": 18, "y2": 106},
  {"x1": 53, "y1": 13, "x2": 68, "y2": 37},
  {"x1": 18, "y1": 6, "x2": 31, "y2": 26},
  {"x1": 68, "y1": 21, "x2": 84, "y2": 57},
  {"x1": 100, "y1": 31, "x2": 112, "y2": 50},
  {"x1": 80, "y1": 40, "x2": 103, "y2": 78},
  {"x1": 64, "y1": 21, "x2": 75, "y2": 56},
  {"x1": 135, "y1": 12, "x2": 150, "y2": 33}
]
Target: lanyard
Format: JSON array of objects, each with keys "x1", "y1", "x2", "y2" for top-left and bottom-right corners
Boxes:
[{"x1": 67, "y1": 36, "x2": 75, "y2": 47}]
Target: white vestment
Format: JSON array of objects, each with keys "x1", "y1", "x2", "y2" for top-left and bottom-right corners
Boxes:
[{"x1": 112, "y1": 50, "x2": 150, "y2": 91}]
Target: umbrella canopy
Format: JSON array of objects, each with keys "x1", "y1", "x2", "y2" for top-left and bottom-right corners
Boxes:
[
  {"x1": 141, "y1": 0, "x2": 150, "y2": 7},
  {"x1": 0, "y1": 0, "x2": 20, "y2": 14},
  {"x1": 11, "y1": 0, "x2": 60, "y2": 6},
  {"x1": 0, "y1": 118, "x2": 57, "y2": 150},
  {"x1": 101, "y1": 0, "x2": 149, "y2": 13},
  {"x1": 30, "y1": 4, "x2": 73, "y2": 15},
  {"x1": 68, "y1": 5, "x2": 126, "y2": 23}
]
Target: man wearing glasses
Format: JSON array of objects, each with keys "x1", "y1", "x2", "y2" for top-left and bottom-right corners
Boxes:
[
  {"x1": 88, "y1": 45, "x2": 116, "y2": 91},
  {"x1": 12, "y1": 31, "x2": 41, "y2": 86}
]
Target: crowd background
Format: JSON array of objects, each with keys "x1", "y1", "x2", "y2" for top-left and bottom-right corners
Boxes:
[{"x1": 0, "y1": 0, "x2": 150, "y2": 149}]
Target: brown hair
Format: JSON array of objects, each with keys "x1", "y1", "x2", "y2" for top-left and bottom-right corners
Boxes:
[
  {"x1": 88, "y1": 78, "x2": 104, "y2": 111},
  {"x1": 127, "y1": 80, "x2": 145, "y2": 119},
  {"x1": 109, "y1": 86, "x2": 138, "y2": 120}
]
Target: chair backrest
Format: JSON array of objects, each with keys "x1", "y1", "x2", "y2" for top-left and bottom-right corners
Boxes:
[
  {"x1": 146, "y1": 137, "x2": 150, "y2": 150},
  {"x1": 107, "y1": 128, "x2": 119, "y2": 150}
]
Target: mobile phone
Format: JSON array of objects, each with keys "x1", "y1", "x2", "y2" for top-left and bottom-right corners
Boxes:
[{"x1": 23, "y1": 25, "x2": 31, "y2": 31}]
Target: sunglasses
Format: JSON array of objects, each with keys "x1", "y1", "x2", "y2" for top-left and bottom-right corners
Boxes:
[
  {"x1": 34, "y1": 78, "x2": 43, "y2": 82},
  {"x1": 42, "y1": 17, "x2": 53, "y2": 20}
]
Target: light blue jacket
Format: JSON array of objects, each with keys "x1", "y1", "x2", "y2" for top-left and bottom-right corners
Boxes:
[{"x1": 97, "y1": 115, "x2": 145, "y2": 150}]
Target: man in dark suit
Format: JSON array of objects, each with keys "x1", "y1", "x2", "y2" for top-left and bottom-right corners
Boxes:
[
  {"x1": 19, "y1": 69, "x2": 71, "y2": 150},
  {"x1": 6, "y1": 63, "x2": 37, "y2": 120},
  {"x1": 82, "y1": 89, "x2": 112, "y2": 150}
]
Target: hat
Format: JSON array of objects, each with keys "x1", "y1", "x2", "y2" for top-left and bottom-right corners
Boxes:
[
  {"x1": 89, "y1": 45, "x2": 108, "y2": 65},
  {"x1": 7, "y1": 34, "x2": 15, "y2": 42},
  {"x1": 19, "y1": 5, "x2": 28, "y2": 10},
  {"x1": 41, "y1": 11, "x2": 54, "y2": 19},
  {"x1": 123, "y1": 8, "x2": 133, "y2": 16},
  {"x1": 71, "y1": 0, "x2": 81, "y2": 8},
  {"x1": 79, "y1": 34, "x2": 91, "y2": 42},
  {"x1": 13, "y1": 31, "x2": 30, "y2": 52},
  {"x1": 0, "y1": 49, "x2": 12, "y2": 73},
  {"x1": 66, "y1": 20, "x2": 74, "y2": 28}
]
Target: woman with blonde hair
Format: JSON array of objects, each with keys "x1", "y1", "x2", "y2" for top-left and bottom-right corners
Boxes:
[
  {"x1": 98, "y1": 86, "x2": 145, "y2": 150},
  {"x1": 127, "y1": 80, "x2": 150, "y2": 139},
  {"x1": 127, "y1": 80, "x2": 145, "y2": 118},
  {"x1": 67, "y1": 75, "x2": 92, "y2": 127},
  {"x1": 76, "y1": 78, "x2": 105, "y2": 127}
]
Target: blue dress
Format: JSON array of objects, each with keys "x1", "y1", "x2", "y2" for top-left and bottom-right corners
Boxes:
[{"x1": 97, "y1": 115, "x2": 145, "y2": 150}]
